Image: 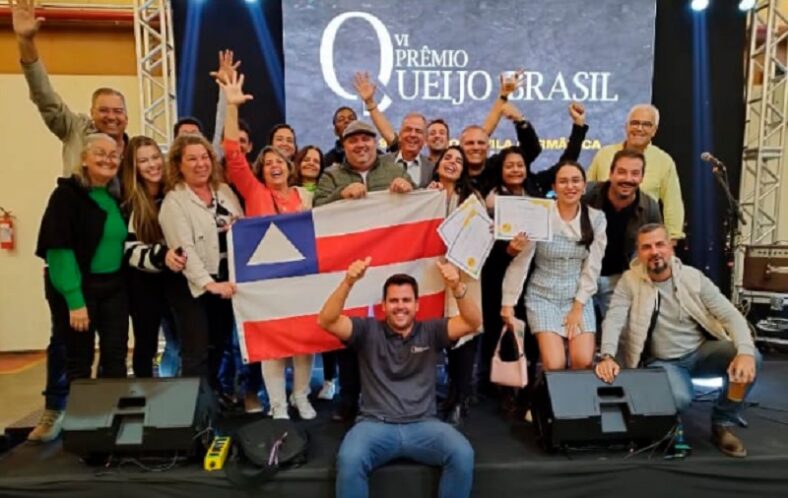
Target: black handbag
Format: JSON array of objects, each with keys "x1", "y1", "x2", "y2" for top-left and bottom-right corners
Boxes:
[{"x1": 225, "y1": 419, "x2": 309, "y2": 488}]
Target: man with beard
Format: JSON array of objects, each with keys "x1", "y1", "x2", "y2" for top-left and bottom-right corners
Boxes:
[
  {"x1": 352, "y1": 72, "x2": 434, "y2": 187},
  {"x1": 583, "y1": 149, "x2": 662, "y2": 317},
  {"x1": 313, "y1": 120, "x2": 414, "y2": 422},
  {"x1": 588, "y1": 104, "x2": 685, "y2": 243},
  {"x1": 319, "y1": 258, "x2": 481, "y2": 498},
  {"x1": 596, "y1": 223, "x2": 760, "y2": 458}
]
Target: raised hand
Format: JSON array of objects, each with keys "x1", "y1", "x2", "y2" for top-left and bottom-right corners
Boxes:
[
  {"x1": 345, "y1": 257, "x2": 372, "y2": 285},
  {"x1": 210, "y1": 49, "x2": 241, "y2": 85},
  {"x1": 11, "y1": 0, "x2": 44, "y2": 39},
  {"x1": 436, "y1": 260, "x2": 461, "y2": 291},
  {"x1": 568, "y1": 102, "x2": 586, "y2": 126},
  {"x1": 506, "y1": 232, "x2": 529, "y2": 256},
  {"x1": 353, "y1": 71, "x2": 377, "y2": 104},
  {"x1": 216, "y1": 72, "x2": 253, "y2": 106},
  {"x1": 499, "y1": 69, "x2": 525, "y2": 97}
]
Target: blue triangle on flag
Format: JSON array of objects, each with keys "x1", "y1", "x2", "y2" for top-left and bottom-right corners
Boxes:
[{"x1": 231, "y1": 211, "x2": 318, "y2": 283}]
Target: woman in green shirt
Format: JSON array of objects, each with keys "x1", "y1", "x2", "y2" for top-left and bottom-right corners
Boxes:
[{"x1": 36, "y1": 133, "x2": 130, "y2": 387}]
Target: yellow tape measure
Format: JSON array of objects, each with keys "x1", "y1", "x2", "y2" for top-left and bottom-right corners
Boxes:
[{"x1": 204, "y1": 436, "x2": 232, "y2": 471}]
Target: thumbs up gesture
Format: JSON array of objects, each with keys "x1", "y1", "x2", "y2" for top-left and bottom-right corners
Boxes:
[{"x1": 345, "y1": 257, "x2": 372, "y2": 285}]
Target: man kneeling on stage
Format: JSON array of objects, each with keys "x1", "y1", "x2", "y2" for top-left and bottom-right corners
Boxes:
[
  {"x1": 595, "y1": 223, "x2": 761, "y2": 457},
  {"x1": 318, "y1": 257, "x2": 481, "y2": 498}
]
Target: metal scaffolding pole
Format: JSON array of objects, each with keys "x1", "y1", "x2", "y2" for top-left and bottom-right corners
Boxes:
[
  {"x1": 734, "y1": 0, "x2": 787, "y2": 306},
  {"x1": 132, "y1": 0, "x2": 178, "y2": 148}
]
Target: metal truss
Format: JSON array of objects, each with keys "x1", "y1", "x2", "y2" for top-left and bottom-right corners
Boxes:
[
  {"x1": 133, "y1": 0, "x2": 178, "y2": 148},
  {"x1": 734, "y1": 0, "x2": 787, "y2": 305}
]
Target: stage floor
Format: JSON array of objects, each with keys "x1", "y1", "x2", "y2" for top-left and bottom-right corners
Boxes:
[{"x1": 2, "y1": 360, "x2": 788, "y2": 498}]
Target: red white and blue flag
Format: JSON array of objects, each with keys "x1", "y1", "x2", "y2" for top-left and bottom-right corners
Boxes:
[{"x1": 229, "y1": 190, "x2": 447, "y2": 362}]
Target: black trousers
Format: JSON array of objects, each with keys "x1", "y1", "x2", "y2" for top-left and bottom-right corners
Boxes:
[
  {"x1": 337, "y1": 348, "x2": 360, "y2": 410},
  {"x1": 447, "y1": 336, "x2": 479, "y2": 400},
  {"x1": 127, "y1": 269, "x2": 168, "y2": 378},
  {"x1": 322, "y1": 351, "x2": 338, "y2": 382},
  {"x1": 45, "y1": 270, "x2": 129, "y2": 384},
  {"x1": 165, "y1": 273, "x2": 233, "y2": 389}
]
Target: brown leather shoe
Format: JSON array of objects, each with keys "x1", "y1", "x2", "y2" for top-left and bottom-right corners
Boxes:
[{"x1": 712, "y1": 425, "x2": 747, "y2": 458}]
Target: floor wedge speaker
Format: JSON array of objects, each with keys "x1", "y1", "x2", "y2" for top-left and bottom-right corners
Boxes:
[
  {"x1": 532, "y1": 368, "x2": 677, "y2": 451},
  {"x1": 62, "y1": 377, "x2": 217, "y2": 459}
]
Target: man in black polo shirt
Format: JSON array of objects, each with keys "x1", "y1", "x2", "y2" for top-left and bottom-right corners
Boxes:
[
  {"x1": 584, "y1": 148, "x2": 662, "y2": 318},
  {"x1": 318, "y1": 257, "x2": 482, "y2": 498}
]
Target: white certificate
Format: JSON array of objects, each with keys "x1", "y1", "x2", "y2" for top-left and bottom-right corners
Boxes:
[
  {"x1": 494, "y1": 196, "x2": 553, "y2": 241},
  {"x1": 446, "y1": 211, "x2": 495, "y2": 280},
  {"x1": 438, "y1": 195, "x2": 490, "y2": 246}
]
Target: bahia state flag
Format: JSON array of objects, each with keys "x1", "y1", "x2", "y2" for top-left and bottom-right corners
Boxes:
[{"x1": 228, "y1": 190, "x2": 448, "y2": 362}]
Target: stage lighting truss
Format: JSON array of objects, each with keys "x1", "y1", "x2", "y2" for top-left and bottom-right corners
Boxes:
[
  {"x1": 734, "y1": 0, "x2": 788, "y2": 307},
  {"x1": 133, "y1": 0, "x2": 178, "y2": 149}
]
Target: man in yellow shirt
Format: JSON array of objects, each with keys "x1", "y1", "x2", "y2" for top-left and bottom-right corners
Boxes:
[{"x1": 587, "y1": 104, "x2": 685, "y2": 242}]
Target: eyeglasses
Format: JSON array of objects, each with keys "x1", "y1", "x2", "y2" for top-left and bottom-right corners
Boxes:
[
  {"x1": 629, "y1": 120, "x2": 654, "y2": 129},
  {"x1": 89, "y1": 149, "x2": 120, "y2": 162}
]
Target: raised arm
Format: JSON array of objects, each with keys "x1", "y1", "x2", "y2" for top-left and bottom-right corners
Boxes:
[
  {"x1": 13, "y1": 0, "x2": 82, "y2": 150},
  {"x1": 318, "y1": 257, "x2": 372, "y2": 341},
  {"x1": 559, "y1": 102, "x2": 589, "y2": 163},
  {"x1": 482, "y1": 70, "x2": 524, "y2": 137},
  {"x1": 217, "y1": 72, "x2": 259, "y2": 197},
  {"x1": 210, "y1": 50, "x2": 241, "y2": 162},
  {"x1": 438, "y1": 261, "x2": 482, "y2": 341},
  {"x1": 353, "y1": 72, "x2": 397, "y2": 146}
]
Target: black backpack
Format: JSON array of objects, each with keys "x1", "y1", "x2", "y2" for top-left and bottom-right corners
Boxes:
[{"x1": 225, "y1": 418, "x2": 309, "y2": 488}]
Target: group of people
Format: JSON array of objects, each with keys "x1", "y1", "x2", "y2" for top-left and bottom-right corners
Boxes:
[{"x1": 11, "y1": 0, "x2": 761, "y2": 497}]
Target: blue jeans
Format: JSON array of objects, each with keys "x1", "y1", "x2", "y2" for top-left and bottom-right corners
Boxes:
[
  {"x1": 594, "y1": 274, "x2": 621, "y2": 321},
  {"x1": 336, "y1": 419, "x2": 474, "y2": 498},
  {"x1": 647, "y1": 340, "x2": 762, "y2": 426},
  {"x1": 158, "y1": 309, "x2": 181, "y2": 378}
]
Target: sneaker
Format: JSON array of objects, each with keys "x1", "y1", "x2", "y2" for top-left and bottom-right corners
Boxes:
[
  {"x1": 712, "y1": 424, "x2": 747, "y2": 458},
  {"x1": 27, "y1": 409, "x2": 64, "y2": 443},
  {"x1": 317, "y1": 380, "x2": 336, "y2": 400},
  {"x1": 269, "y1": 403, "x2": 290, "y2": 420},
  {"x1": 244, "y1": 392, "x2": 263, "y2": 414},
  {"x1": 289, "y1": 393, "x2": 317, "y2": 420}
]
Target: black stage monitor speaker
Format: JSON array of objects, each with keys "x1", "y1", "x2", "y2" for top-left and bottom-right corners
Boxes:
[
  {"x1": 533, "y1": 368, "x2": 677, "y2": 451},
  {"x1": 62, "y1": 377, "x2": 217, "y2": 459}
]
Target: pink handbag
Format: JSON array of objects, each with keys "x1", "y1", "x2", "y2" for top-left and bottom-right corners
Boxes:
[{"x1": 490, "y1": 324, "x2": 528, "y2": 388}]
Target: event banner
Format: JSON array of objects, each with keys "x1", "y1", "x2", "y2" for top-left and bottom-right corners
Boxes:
[{"x1": 283, "y1": 0, "x2": 656, "y2": 169}]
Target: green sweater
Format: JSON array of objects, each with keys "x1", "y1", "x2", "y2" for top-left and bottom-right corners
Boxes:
[{"x1": 46, "y1": 187, "x2": 126, "y2": 310}]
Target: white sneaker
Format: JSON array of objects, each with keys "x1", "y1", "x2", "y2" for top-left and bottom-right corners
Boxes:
[
  {"x1": 27, "y1": 409, "x2": 64, "y2": 443},
  {"x1": 317, "y1": 380, "x2": 336, "y2": 400},
  {"x1": 289, "y1": 393, "x2": 317, "y2": 420},
  {"x1": 269, "y1": 403, "x2": 290, "y2": 420}
]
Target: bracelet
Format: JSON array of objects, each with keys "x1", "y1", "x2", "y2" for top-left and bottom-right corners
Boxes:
[
  {"x1": 453, "y1": 284, "x2": 468, "y2": 300},
  {"x1": 365, "y1": 103, "x2": 378, "y2": 112}
]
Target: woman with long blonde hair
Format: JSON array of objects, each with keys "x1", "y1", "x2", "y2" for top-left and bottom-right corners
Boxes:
[{"x1": 120, "y1": 136, "x2": 186, "y2": 378}]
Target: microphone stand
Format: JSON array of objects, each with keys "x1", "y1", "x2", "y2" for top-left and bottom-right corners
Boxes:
[
  {"x1": 710, "y1": 162, "x2": 746, "y2": 294},
  {"x1": 711, "y1": 163, "x2": 746, "y2": 226}
]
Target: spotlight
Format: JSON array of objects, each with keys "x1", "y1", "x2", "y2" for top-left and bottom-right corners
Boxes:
[
  {"x1": 738, "y1": 0, "x2": 756, "y2": 10},
  {"x1": 245, "y1": 0, "x2": 258, "y2": 3},
  {"x1": 691, "y1": 0, "x2": 709, "y2": 11}
]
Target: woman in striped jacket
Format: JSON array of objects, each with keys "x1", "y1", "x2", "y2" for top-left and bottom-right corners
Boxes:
[{"x1": 120, "y1": 136, "x2": 187, "y2": 377}]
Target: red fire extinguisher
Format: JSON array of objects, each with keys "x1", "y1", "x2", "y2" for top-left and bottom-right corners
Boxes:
[{"x1": 0, "y1": 207, "x2": 15, "y2": 251}]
